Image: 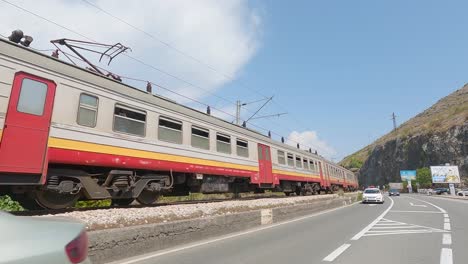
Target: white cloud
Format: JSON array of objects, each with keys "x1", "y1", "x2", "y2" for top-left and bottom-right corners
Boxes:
[
  {"x1": 0, "y1": 0, "x2": 261, "y2": 106},
  {"x1": 286, "y1": 131, "x2": 336, "y2": 160}
]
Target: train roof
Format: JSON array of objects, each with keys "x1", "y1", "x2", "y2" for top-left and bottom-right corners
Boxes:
[{"x1": 0, "y1": 38, "x2": 348, "y2": 170}]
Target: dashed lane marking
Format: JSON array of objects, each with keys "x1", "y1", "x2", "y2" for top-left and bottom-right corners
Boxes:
[
  {"x1": 444, "y1": 223, "x2": 451, "y2": 231},
  {"x1": 322, "y1": 244, "x2": 351, "y2": 262},
  {"x1": 442, "y1": 234, "x2": 452, "y2": 245},
  {"x1": 405, "y1": 196, "x2": 454, "y2": 264},
  {"x1": 110, "y1": 200, "x2": 361, "y2": 264},
  {"x1": 440, "y1": 248, "x2": 453, "y2": 264}
]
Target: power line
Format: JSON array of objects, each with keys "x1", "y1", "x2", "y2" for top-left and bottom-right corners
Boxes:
[
  {"x1": 79, "y1": 0, "x2": 318, "y2": 147},
  {"x1": 0, "y1": 0, "x2": 321, "y2": 153},
  {"x1": 80, "y1": 0, "x2": 251, "y2": 92},
  {"x1": 2, "y1": 0, "x2": 307, "y2": 139},
  {"x1": 0, "y1": 0, "x2": 238, "y2": 108}
]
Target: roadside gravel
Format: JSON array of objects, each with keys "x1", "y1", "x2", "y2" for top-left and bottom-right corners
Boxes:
[{"x1": 40, "y1": 194, "x2": 347, "y2": 230}]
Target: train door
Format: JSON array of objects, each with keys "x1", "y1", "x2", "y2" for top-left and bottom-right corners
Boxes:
[
  {"x1": 257, "y1": 143, "x2": 273, "y2": 184},
  {"x1": 0, "y1": 72, "x2": 56, "y2": 175},
  {"x1": 318, "y1": 161, "x2": 325, "y2": 186}
]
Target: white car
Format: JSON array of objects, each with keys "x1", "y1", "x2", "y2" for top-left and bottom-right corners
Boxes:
[
  {"x1": 362, "y1": 188, "x2": 384, "y2": 204},
  {"x1": 0, "y1": 211, "x2": 91, "y2": 264},
  {"x1": 457, "y1": 189, "x2": 468, "y2": 196}
]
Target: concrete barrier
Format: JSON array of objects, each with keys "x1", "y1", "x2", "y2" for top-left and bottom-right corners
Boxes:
[{"x1": 88, "y1": 193, "x2": 359, "y2": 264}]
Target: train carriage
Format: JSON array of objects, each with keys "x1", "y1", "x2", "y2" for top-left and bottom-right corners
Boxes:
[{"x1": 0, "y1": 37, "x2": 357, "y2": 209}]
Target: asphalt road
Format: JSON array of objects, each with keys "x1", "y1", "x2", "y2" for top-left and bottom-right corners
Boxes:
[{"x1": 112, "y1": 194, "x2": 468, "y2": 264}]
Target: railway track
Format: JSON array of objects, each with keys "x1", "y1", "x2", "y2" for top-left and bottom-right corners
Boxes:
[{"x1": 10, "y1": 194, "x2": 294, "y2": 217}]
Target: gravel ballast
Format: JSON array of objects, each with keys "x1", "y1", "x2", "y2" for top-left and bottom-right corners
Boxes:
[{"x1": 41, "y1": 194, "x2": 353, "y2": 231}]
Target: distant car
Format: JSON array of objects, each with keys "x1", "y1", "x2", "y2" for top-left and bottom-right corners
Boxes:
[
  {"x1": 434, "y1": 188, "x2": 449, "y2": 195},
  {"x1": 457, "y1": 189, "x2": 468, "y2": 196},
  {"x1": 362, "y1": 188, "x2": 384, "y2": 204},
  {"x1": 0, "y1": 211, "x2": 91, "y2": 264},
  {"x1": 388, "y1": 189, "x2": 400, "y2": 196}
]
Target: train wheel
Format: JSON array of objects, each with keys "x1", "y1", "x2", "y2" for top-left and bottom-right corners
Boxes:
[
  {"x1": 34, "y1": 189, "x2": 80, "y2": 209},
  {"x1": 111, "y1": 198, "x2": 135, "y2": 206},
  {"x1": 284, "y1": 192, "x2": 292, "y2": 196},
  {"x1": 136, "y1": 190, "x2": 160, "y2": 205},
  {"x1": 15, "y1": 194, "x2": 42, "y2": 210}
]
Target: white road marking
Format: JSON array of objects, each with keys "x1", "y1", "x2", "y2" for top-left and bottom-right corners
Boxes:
[
  {"x1": 362, "y1": 218, "x2": 446, "y2": 237},
  {"x1": 368, "y1": 204, "x2": 376, "y2": 207},
  {"x1": 322, "y1": 244, "x2": 351, "y2": 262},
  {"x1": 444, "y1": 223, "x2": 451, "y2": 231},
  {"x1": 442, "y1": 233, "x2": 452, "y2": 245},
  {"x1": 375, "y1": 223, "x2": 406, "y2": 226},
  {"x1": 351, "y1": 196, "x2": 394, "y2": 240},
  {"x1": 109, "y1": 201, "x2": 360, "y2": 264},
  {"x1": 440, "y1": 248, "x2": 453, "y2": 264},
  {"x1": 372, "y1": 226, "x2": 426, "y2": 229},
  {"x1": 365, "y1": 230, "x2": 446, "y2": 235},
  {"x1": 444, "y1": 218, "x2": 450, "y2": 223},
  {"x1": 444, "y1": 213, "x2": 449, "y2": 218},
  {"x1": 367, "y1": 229, "x2": 443, "y2": 233},
  {"x1": 389, "y1": 210, "x2": 442, "y2": 213},
  {"x1": 407, "y1": 196, "x2": 447, "y2": 213},
  {"x1": 409, "y1": 202, "x2": 427, "y2": 207}
]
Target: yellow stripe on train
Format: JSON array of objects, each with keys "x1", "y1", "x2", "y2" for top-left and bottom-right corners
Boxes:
[
  {"x1": 48, "y1": 137, "x2": 260, "y2": 172},
  {"x1": 272, "y1": 169, "x2": 322, "y2": 179}
]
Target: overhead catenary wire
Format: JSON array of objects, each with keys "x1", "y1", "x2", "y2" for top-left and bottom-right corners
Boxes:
[
  {"x1": 0, "y1": 0, "x2": 321, "y2": 153},
  {"x1": 79, "y1": 0, "x2": 299, "y2": 124}
]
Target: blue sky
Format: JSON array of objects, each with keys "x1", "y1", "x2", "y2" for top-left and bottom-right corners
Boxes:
[
  {"x1": 216, "y1": 0, "x2": 468, "y2": 161},
  {"x1": 1, "y1": 0, "x2": 466, "y2": 161}
]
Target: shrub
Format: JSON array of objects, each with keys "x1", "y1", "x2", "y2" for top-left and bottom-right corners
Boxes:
[
  {"x1": 348, "y1": 157, "x2": 363, "y2": 169},
  {"x1": 75, "y1": 199, "x2": 111, "y2": 208},
  {"x1": 0, "y1": 195, "x2": 25, "y2": 211},
  {"x1": 357, "y1": 192, "x2": 363, "y2": 201}
]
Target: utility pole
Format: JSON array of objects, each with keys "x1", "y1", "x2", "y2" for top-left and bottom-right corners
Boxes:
[
  {"x1": 235, "y1": 100, "x2": 241, "y2": 125},
  {"x1": 235, "y1": 97, "x2": 286, "y2": 126},
  {"x1": 391, "y1": 112, "x2": 397, "y2": 131}
]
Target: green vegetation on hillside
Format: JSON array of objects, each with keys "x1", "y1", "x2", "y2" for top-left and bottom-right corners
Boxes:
[{"x1": 340, "y1": 84, "x2": 468, "y2": 168}]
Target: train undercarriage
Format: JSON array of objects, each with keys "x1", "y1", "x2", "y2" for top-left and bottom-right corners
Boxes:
[{"x1": 4, "y1": 166, "x2": 355, "y2": 210}]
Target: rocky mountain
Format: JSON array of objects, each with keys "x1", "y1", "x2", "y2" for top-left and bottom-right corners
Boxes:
[{"x1": 340, "y1": 84, "x2": 468, "y2": 186}]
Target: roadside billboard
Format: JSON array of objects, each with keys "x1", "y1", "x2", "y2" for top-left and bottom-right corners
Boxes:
[
  {"x1": 400, "y1": 170, "x2": 416, "y2": 181},
  {"x1": 430, "y1": 166, "x2": 460, "y2": 183},
  {"x1": 389, "y1": 182, "x2": 403, "y2": 189}
]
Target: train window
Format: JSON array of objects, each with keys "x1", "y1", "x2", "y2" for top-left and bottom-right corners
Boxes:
[
  {"x1": 277, "y1": 150, "x2": 286, "y2": 165},
  {"x1": 265, "y1": 148, "x2": 270, "y2": 161},
  {"x1": 236, "y1": 139, "x2": 249, "y2": 158},
  {"x1": 77, "y1": 94, "x2": 98, "y2": 127},
  {"x1": 17, "y1": 78, "x2": 47, "y2": 116},
  {"x1": 191, "y1": 126, "x2": 209, "y2": 150},
  {"x1": 216, "y1": 133, "x2": 231, "y2": 154},
  {"x1": 287, "y1": 153, "x2": 294, "y2": 167},
  {"x1": 257, "y1": 145, "x2": 263, "y2": 159},
  {"x1": 295, "y1": 156, "x2": 302, "y2": 168},
  {"x1": 303, "y1": 158, "x2": 309, "y2": 170},
  {"x1": 113, "y1": 104, "x2": 146, "y2": 136},
  {"x1": 158, "y1": 116, "x2": 183, "y2": 144}
]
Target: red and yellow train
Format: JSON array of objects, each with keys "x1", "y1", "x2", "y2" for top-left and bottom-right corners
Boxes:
[{"x1": 0, "y1": 37, "x2": 357, "y2": 209}]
